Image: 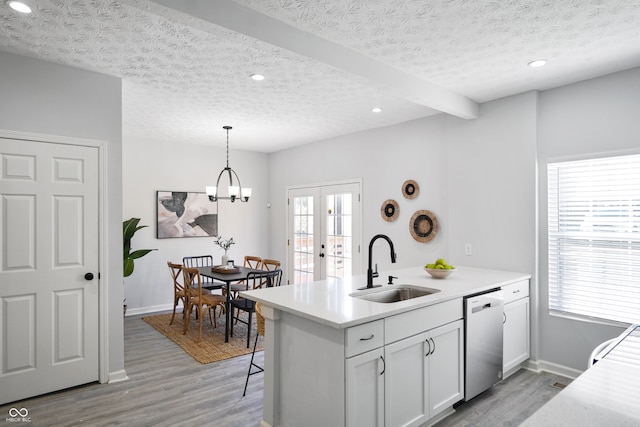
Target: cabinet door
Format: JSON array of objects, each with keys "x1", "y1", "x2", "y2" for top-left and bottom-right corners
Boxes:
[
  {"x1": 384, "y1": 333, "x2": 428, "y2": 427},
  {"x1": 503, "y1": 297, "x2": 530, "y2": 373},
  {"x1": 427, "y1": 320, "x2": 464, "y2": 417},
  {"x1": 346, "y1": 348, "x2": 384, "y2": 427}
]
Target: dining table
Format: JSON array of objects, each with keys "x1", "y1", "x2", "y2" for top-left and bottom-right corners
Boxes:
[{"x1": 198, "y1": 266, "x2": 264, "y2": 342}]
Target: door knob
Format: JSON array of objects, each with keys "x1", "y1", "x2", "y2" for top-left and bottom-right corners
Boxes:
[
  {"x1": 84, "y1": 272, "x2": 94, "y2": 281},
  {"x1": 319, "y1": 253, "x2": 325, "y2": 258}
]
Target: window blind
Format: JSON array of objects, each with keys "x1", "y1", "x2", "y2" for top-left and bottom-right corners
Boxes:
[{"x1": 548, "y1": 154, "x2": 640, "y2": 325}]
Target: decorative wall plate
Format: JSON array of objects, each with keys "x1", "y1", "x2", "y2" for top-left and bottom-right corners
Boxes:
[
  {"x1": 402, "y1": 180, "x2": 419, "y2": 199},
  {"x1": 381, "y1": 199, "x2": 399, "y2": 222},
  {"x1": 409, "y1": 210, "x2": 438, "y2": 243}
]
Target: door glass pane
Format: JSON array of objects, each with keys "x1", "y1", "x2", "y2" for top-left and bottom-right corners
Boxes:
[
  {"x1": 293, "y1": 196, "x2": 314, "y2": 284},
  {"x1": 326, "y1": 193, "x2": 352, "y2": 279}
]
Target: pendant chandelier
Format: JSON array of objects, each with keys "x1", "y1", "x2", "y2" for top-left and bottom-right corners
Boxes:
[{"x1": 205, "y1": 126, "x2": 252, "y2": 202}]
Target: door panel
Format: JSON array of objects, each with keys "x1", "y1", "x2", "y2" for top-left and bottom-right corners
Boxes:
[
  {"x1": 288, "y1": 182, "x2": 361, "y2": 284},
  {"x1": 0, "y1": 138, "x2": 99, "y2": 404}
]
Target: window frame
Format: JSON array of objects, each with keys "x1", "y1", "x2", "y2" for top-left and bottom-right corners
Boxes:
[{"x1": 547, "y1": 153, "x2": 640, "y2": 326}]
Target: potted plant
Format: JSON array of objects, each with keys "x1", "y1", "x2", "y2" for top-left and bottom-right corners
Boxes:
[
  {"x1": 123, "y1": 217, "x2": 156, "y2": 314},
  {"x1": 214, "y1": 235, "x2": 235, "y2": 266}
]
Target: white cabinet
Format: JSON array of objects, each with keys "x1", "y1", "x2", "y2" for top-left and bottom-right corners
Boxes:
[
  {"x1": 428, "y1": 320, "x2": 465, "y2": 416},
  {"x1": 385, "y1": 333, "x2": 428, "y2": 427},
  {"x1": 383, "y1": 320, "x2": 464, "y2": 427},
  {"x1": 502, "y1": 280, "x2": 530, "y2": 374},
  {"x1": 345, "y1": 300, "x2": 464, "y2": 427},
  {"x1": 346, "y1": 347, "x2": 384, "y2": 427}
]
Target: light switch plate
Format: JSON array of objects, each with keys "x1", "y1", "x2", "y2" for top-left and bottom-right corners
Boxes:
[{"x1": 465, "y1": 243, "x2": 473, "y2": 256}]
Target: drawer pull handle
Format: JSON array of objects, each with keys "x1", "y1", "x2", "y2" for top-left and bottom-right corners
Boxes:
[
  {"x1": 360, "y1": 334, "x2": 375, "y2": 341},
  {"x1": 380, "y1": 356, "x2": 385, "y2": 375},
  {"x1": 513, "y1": 289, "x2": 520, "y2": 293}
]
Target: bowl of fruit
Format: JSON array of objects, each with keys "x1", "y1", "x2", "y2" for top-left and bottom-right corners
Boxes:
[{"x1": 424, "y1": 258, "x2": 455, "y2": 279}]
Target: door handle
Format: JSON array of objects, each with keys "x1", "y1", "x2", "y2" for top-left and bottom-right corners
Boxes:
[
  {"x1": 84, "y1": 272, "x2": 94, "y2": 281},
  {"x1": 380, "y1": 355, "x2": 385, "y2": 376},
  {"x1": 319, "y1": 253, "x2": 325, "y2": 258}
]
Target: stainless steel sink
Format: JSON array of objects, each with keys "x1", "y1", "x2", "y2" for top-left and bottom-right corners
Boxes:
[{"x1": 351, "y1": 285, "x2": 440, "y2": 303}]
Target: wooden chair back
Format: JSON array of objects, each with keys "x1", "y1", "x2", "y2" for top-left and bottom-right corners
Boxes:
[
  {"x1": 168, "y1": 261, "x2": 185, "y2": 295},
  {"x1": 181, "y1": 266, "x2": 225, "y2": 341},
  {"x1": 261, "y1": 258, "x2": 281, "y2": 271},
  {"x1": 168, "y1": 261, "x2": 185, "y2": 325},
  {"x1": 244, "y1": 255, "x2": 263, "y2": 269}
]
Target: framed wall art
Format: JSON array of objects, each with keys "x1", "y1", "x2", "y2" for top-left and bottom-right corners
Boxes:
[{"x1": 156, "y1": 191, "x2": 218, "y2": 238}]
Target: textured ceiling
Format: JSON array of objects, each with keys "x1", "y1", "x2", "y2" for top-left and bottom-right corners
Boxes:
[{"x1": 1, "y1": 0, "x2": 640, "y2": 152}]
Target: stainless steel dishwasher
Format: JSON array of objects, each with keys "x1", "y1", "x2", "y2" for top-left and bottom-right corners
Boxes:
[{"x1": 464, "y1": 289, "x2": 504, "y2": 401}]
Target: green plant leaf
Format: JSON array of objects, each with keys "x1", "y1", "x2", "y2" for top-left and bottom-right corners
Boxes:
[
  {"x1": 123, "y1": 217, "x2": 155, "y2": 277},
  {"x1": 124, "y1": 259, "x2": 134, "y2": 277},
  {"x1": 129, "y1": 249, "x2": 154, "y2": 260}
]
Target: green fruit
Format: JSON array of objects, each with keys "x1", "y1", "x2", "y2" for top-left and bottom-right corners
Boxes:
[
  {"x1": 435, "y1": 265, "x2": 444, "y2": 269},
  {"x1": 445, "y1": 265, "x2": 454, "y2": 270},
  {"x1": 426, "y1": 263, "x2": 436, "y2": 269},
  {"x1": 436, "y1": 258, "x2": 446, "y2": 266}
]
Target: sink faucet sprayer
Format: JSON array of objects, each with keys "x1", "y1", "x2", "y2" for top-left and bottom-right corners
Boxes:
[{"x1": 361, "y1": 234, "x2": 397, "y2": 290}]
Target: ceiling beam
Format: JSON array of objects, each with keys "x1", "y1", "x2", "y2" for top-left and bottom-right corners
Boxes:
[{"x1": 148, "y1": 0, "x2": 479, "y2": 119}]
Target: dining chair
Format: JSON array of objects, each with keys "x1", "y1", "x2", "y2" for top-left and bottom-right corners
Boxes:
[
  {"x1": 182, "y1": 255, "x2": 223, "y2": 292},
  {"x1": 229, "y1": 255, "x2": 263, "y2": 301},
  {"x1": 168, "y1": 261, "x2": 187, "y2": 326},
  {"x1": 230, "y1": 269, "x2": 283, "y2": 348},
  {"x1": 182, "y1": 266, "x2": 226, "y2": 342},
  {"x1": 243, "y1": 301, "x2": 265, "y2": 396},
  {"x1": 259, "y1": 258, "x2": 281, "y2": 288},
  {"x1": 261, "y1": 258, "x2": 281, "y2": 271}
]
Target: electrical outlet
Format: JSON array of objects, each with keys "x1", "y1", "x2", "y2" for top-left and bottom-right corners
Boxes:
[{"x1": 465, "y1": 243, "x2": 473, "y2": 256}]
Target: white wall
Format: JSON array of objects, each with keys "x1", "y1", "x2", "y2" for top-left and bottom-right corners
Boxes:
[
  {"x1": 447, "y1": 91, "x2": 539, "y2": 359},
  {"x1": 122, "y1": 138, "x2": 270, "y2": 313},
  {"x1": 0, "y1": 51, "x2": 124, "y2": 378},
  {"x1": 537, "y1": 67, "x2": 640, "y2": 372},
  {"x1": 268, "y1": 115, "x2": 450, "y2": 275}
]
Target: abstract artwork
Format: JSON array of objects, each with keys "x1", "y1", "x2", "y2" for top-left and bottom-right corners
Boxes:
[{"x1": 156, "y1": 191, "x2": 218, "y2": 238}]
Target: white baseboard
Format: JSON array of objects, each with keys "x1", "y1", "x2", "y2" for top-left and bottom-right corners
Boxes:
[
  {"x1": 125, "y1": 303, "x2": 174, "y2": 317},
  {"x1": 108, "y1": 369, "x2": 129, "y2": 383},
  {"x1": 524, "y1": 359, "x2": 582, "y2": 380}
]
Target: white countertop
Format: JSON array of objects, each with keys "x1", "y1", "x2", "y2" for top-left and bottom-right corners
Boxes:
[
  {"x1": 522, "y1": 326, "x2": 640, "y2": 426},
  {"x1": 521, "y1": 359, "x2": 640, "y2": 426},
  {"x1": 241, "y1": 266, "x2": 530, "y2": 328}
]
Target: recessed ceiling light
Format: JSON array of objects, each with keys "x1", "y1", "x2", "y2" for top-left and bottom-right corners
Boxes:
[
  {"x1": 250, "y1": 74, "x2": 265, "y2": 81},
  {"x1": 371, "y1": 107, "x2": 383, "y2": 113},
  {"x1": 528, "y1": 59, "x2": 547, "y2": 68},
  {"x1": 6, "y1": 1, "x2": 32, "y2": 13}
]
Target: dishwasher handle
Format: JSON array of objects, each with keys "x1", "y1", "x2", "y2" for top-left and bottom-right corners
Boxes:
[{"x1": 471, "y1": 300, "x2": 501, "y2": 313}]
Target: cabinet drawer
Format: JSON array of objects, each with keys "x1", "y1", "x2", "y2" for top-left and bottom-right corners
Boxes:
[
  {"x1": 502, "y1": 280, "x2": 529, "y2": 304},
  {"x1": 384, "y1": 298, "x2": 463, "y2": 345},
  {"x1": 345, "y1": 320, "x2": 384, "y2": 358}
]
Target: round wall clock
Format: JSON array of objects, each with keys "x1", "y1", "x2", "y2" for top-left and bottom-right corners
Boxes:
[
  {"x1": 402, "y1": 180, "x2": 419, "y2": 199},
  {"x1": 381, "y1": 199, "x2": 399, "y2": 222},
  {"x1": 409, "y1": 209, "x2": 438, "y2": 243}
]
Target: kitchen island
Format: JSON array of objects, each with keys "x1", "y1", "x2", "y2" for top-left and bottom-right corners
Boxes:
[{"x1": 242, "y1": 266, "x2": 530, "y2": 427}]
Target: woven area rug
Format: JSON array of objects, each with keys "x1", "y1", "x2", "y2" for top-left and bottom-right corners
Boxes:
[{"x1": 142, "y1": 312, "x2": 262, "y2": 364}]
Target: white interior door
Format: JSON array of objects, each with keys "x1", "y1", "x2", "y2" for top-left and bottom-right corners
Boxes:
[
  {"x1": 0, "y1": 138, "x2": 100, "y2": 404},
  {"x1": 287, "y1": 181, "x2": 361, "y2": 284}
]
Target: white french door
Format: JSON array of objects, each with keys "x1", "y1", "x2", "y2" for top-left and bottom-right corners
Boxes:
[
  {"x1": 287, "y1": 181, "x2": 361, "y2": 284},
  {"x1": 0, "y1": 137, "x2": 100, "y2": 404}
]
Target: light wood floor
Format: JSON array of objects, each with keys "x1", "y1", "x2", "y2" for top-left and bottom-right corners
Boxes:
[{"x1": 1, "y1": 314, "x2": 571, "y2": 426}]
